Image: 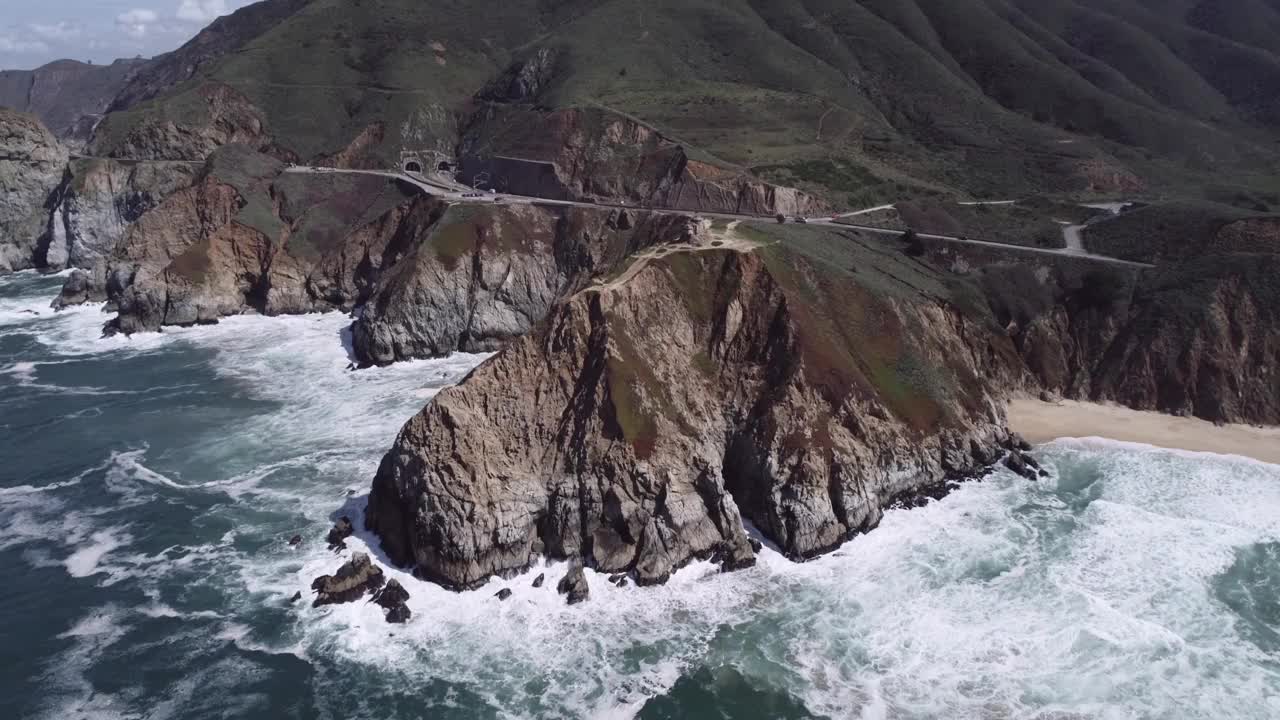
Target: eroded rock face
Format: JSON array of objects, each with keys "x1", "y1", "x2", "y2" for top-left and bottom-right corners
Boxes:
[
  {"x1": 351, "y1": 205, "x2": 701, "y2": 365},
  {"x1": 971, "y1": 249, "x2": 1280, "y2": 425},
  {"x1": 366, "y1": 244, "x2": 1018, "y2": 590},
  {"x1": 55, "y1": 150, "x2": 428, "y2": 333},
  {"x1": 44, "y1": 158, "x2": 196, "y2": 271},
  {"x1": 0, "y1": 109, "x2": 68, "y2": 272},
  {"x1": 459, "y1": 106, "x2": 827, "y2": 217}
]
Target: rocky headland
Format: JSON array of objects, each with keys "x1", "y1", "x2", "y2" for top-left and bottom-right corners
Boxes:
[{"x1": 365, "y1": 223, "x2": 1028, "y2": 590}]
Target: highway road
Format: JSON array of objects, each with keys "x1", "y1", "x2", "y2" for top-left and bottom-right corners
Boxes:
[{"x1": 282, "y1": 166, "x2": 1154, "y2": 269}]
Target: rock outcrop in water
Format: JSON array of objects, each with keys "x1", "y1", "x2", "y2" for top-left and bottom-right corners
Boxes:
[
  {"x1": 311, "y1": 552, "x2": 385, "y2": 607},
  {"x1": 0, "y1": 109, "x2": 68, "y2": 273},
  {"x1": 366, "y1": 228, "x2": 1022, "y2": 590},
  {"x1": 370, "y1": 578, "x2": 412, "y2": 623},
  {"x1": 557, "y1": 564, "x2": 590, "y2": 605}
]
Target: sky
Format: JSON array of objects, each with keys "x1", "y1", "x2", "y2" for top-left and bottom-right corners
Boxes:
[{"x1": 0, "y1": 0, "x2": 256, "y2": 70}]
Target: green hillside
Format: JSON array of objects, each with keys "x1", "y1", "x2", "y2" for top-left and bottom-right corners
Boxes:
[{"x1": 86, "y1": 0, "x2": 1280, "y2": 204}]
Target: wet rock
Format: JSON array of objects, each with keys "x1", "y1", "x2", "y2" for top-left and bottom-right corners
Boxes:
[
  {"x1": 607, "y1": 573, "x2": 627, "y2": 585},
  {"x1": 326, "y1": 516, "x2": 353, "y2": 550},
  {"x1": 288, "y1": 591, "x2": 302, "y2": 604},
  {"x1": 370, "y1": 579, "x2": 410, "y2": 610},
  {"x1": 1003, "y1": 451, "x2": 1039, "y2": 481},
  {"x1": 556, "y1": 564, "x2": 589, "y2": 605},
  {"x1": 748, "y1": 538, "x2": 764, "y2": 555},
  {"x1": 385, "y1": 604, "x2": 411, "y2": 624},
  {"x1": 495, "y1": 588, "x2": 513, "y2": 601},
  {"x1": 969, "y1": 438, "x2": 1001, "y2": 466},
  {"x1": 531, "y1": 573, "x2": 545, "y2": 588},
  {"x1": 1009, "y1": 432, "x2": 1033, "y2": 452},
  {"x1": 288, "y1": 534, "x2": 302, "y2": 547},
  {"x1": 369, "y1": 578, "x2": 411, "y2": 623},
  {"x1": 311, "y1": 552, "x2": 385, "y2": 607}
]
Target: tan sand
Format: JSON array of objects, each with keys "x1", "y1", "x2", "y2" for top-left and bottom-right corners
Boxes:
[{"x1": 1007, "y1": 397, "x2": 1280, "y2": 465}]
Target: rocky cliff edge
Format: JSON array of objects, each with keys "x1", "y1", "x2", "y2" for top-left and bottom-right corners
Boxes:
[{"x1": 366, "y1": 225, "x2": 1024, "y2": 589}]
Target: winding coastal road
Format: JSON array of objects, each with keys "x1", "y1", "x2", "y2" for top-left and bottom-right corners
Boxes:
[
  {"x1": 67, "y1": 154, "x2": 1148, "y2": 269},
  {"x1": 280, "y1": 166, "x2": 1154, "y2": 269}
]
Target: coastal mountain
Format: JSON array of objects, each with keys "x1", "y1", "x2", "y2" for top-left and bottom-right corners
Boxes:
[
  {"x1": 73, "y1": 0, "x2": 1280, "y2": 204},
  {"x1": 0, "y1": 59, "x2": 145, "y2": 148}
]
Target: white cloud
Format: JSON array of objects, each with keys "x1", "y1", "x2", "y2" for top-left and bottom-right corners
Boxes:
[
  {"x1": 0, "y1": 36, "x2": 50, "y2": 54},
  {"x1": 30, "y1": 21, "x2": 83, "y2": 42},
  {"x1": 116, "y1": 9, "x2": 160, "y2": 38},
  {"x1": 176, "y1": 0, "x2": 230, "y2": 24}
]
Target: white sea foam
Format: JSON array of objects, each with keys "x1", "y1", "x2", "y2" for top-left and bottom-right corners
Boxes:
[
  {"x1": 220, "y1": 442, "x2": 1280, "y2": 719},
  {"x1": 8, "y1": 275, "x2": 1280, "y2": 717},
  {"x1": 64, "y1": 528, "x2": 131, "y2": 578},
  {"x1": 35, "y1": 606, "x2": 133, "y2": 720}
]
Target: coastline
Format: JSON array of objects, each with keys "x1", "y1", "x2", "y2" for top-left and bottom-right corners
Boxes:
[{"x1": 1008, "y1": 397, "x2": 1280, "y2": 466}]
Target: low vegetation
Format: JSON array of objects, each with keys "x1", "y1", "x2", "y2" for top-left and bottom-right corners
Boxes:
[{"x1": 1084, "y1": 202, "x2": 1280, "y2": 262}]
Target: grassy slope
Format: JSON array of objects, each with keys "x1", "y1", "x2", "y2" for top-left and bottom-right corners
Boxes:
[
  {"x1": 746, "y1": 222, "x2": 1008, "y2": 429},
  {"x1": 91, "y1": 0, "x2": 1280, "y2": 204}
]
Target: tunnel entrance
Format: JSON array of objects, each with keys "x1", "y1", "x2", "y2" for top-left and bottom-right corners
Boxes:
[
  {"x1": 403, "y1": 160, "x2": 423, "y2": 174},
  {"x1": 437, "y1": 161, "x2": 453, "y2": 172}
]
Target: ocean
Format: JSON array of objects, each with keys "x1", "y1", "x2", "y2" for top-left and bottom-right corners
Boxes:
[{"x1": 2, "y1": 269, "x2": 1278, "y2": 719}]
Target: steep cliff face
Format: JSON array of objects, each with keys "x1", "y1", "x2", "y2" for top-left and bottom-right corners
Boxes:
[
  {"x1": 1088, "y1": 255, "x2": 1280, "y2": 423},
  {"x1": 961, "y1": 245, "x2": 1280, "y2": 425},
  {"x1": 1019, "y1": 258, "x2": 1280, "y2": 424},
  {"x1": 55, "y1": 146, "x2": 422, "y2": 329},
  {"x1": 351, "y1": 204, "x2": 699, "y2": 364},
  {"x1": 43, "y1": 158, "x2": 197, "y2": 271},
  {"x1": 460, "y1": 104, "x2": 827, "y2": 217},
  {"x1": 366, "y1": 230, "x2": 1023, "y2": 589},
  {"x1": 0, "y1": 109, "x2": 68, "y2": 272}
]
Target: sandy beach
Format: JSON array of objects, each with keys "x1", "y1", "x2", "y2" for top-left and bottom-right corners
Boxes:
[{"x1": 1008, "y1": 397, "x2": 1280, "y2": 465}]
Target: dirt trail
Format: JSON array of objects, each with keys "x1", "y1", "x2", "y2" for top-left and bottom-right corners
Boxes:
[{"x1": 592, "y1": 220, "x2": 766, "y2": 293}]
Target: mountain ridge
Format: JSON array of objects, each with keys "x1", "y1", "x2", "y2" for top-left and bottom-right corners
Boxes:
[{"x1": 5, "y1": 0, "x2": 1267, "y2": 205}]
